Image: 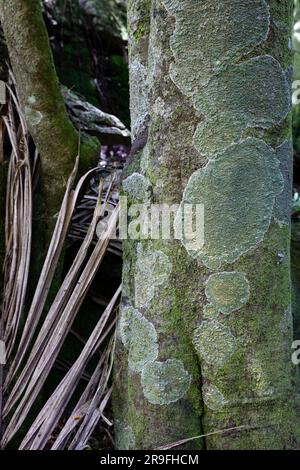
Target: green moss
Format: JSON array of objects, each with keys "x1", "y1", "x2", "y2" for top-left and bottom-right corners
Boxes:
[
  {"x1": 134, "y1": 23, "x2": 149, "y2": 41},
  {"x1": 128, "y1": 0, "x2": 151, "y2": 39}
]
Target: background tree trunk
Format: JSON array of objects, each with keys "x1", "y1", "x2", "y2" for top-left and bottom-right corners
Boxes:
[
  {"x1": 0, "y1": 0, "x2": 99, "y2": 238},
  {"x1": 0, "y1": 24, "x2": 8, "y2": 300},
  {"x1": 114, "y1": 0, "x2": 300, "y2": 450},
  {"x1": 0, "y1": 0, "x2": 101, "y2": 296}
]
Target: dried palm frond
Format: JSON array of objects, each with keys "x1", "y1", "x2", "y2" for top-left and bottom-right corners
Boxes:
[
  {"x1": 2, "y1": 83, "x2": 32, "y2": 360},
  {"x1": 0, "y1": 75, "x2": 121, "y2": 449}
]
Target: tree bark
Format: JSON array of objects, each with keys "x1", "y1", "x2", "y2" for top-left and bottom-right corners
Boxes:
[
  {"x1": 0, "y1": 0, "x2": 99, "y2": 235},
  {"x1": 0, "y1": 24, "x2": 7, "y2": 301},
  {"x1": 114, "y1": 0, "x2": 300, "y2": 450}
]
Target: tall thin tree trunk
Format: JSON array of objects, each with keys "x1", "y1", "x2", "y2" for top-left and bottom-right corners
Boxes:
[
  {"x1": 0, "y1": 0, "x2": 99, "y2": 236},
  {"x1": 114, "y1": 0, "x2": 300, "y2": 450},
  {"x1": 0, "y1": 1, "x2": 100, "y2": 294},
  {"x1": 0, "y1": 24, "x2": 7, "y2": 300}
]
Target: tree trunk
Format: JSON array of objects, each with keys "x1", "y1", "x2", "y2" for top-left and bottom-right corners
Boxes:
[
  {"x1": 0, "y1": 0, "x2": 99, "y2": 236},
  {"x1": 0, "y1": 24, "x2": 7, "y2": 300},
  {"x1": 114, "y1": 0, "x2": 204, "y2": 450},
  {"x1": 114, "y1": 0, "x2": 300, "y2": 450}
]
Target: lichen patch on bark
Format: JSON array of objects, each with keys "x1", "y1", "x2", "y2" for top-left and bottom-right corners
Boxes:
[
  {"x1": 134, "y1": 245, "x2": 172, "y2": 308},
  {"x1": 162, "y1": 0, "x2": 270, "y2": 90},
  {"x1": 205, "y1": 272, "x2": 250, "y2": 315},
  {"x1": 202, "y1": 383, "x2": 226, "y2": 411},
  {"x1": 141, "y1": 359, "x2": 191, "y2": 405},
  {"x1": 193, "y1": 320, "x2": 237, "y2": 368},
  {"x1": 24, "y1": 106, "x2": 43, "y2": 126},
  {"x1": 193, "y1": 56, "x2": 290, "y2": 156},
  {"x1": 119, "y1": 305, "x2": 158, "y2": 373},
  {"x1": 114, "y1": 421, "x2": 136, "y2": 450},
  {"x1": 129, "y1": 59, "x2": 148, "y2": 138},
  {"x1": 123, "y1": 172, "x2": 152, "y2": 202},
  {"x1": 179, "y1": 138, "x2": 284, "y2": 270},
  {"x1": 203, "y1": 304, "x2": 219, "y2": 319}
]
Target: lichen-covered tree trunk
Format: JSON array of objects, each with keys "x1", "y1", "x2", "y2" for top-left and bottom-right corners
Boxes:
[
  {"x1": 292, "y1": 220, "x2": 300, "y2": 344},
  {"x1": 114, "y1": 0, "x2": 300, "y2": 450},
  {"x1": 0, "y1": 0, "x2": 99, "y2": 236},
  {"x1": 113, "y1": 0, "x2": 203, "y2": 450}
]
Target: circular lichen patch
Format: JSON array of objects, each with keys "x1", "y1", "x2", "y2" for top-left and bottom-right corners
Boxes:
[
  {"x1": 141, "y1": 359, "x2": 191, "y2": 405},
  {"x1": 179, "y1": 138, "x2": 284, "y2": 269},
  {"x1": 193, "y1": 56, "x2": 290, "y2": 156},
  {"x1": 193, "y1": 320, "x2": 236, "y2": 367},
  {"x1": 162, "y1": 0, "x2": 270, "y2": 90},
  {"x1": 122, "y1": 172, "x2": 152, "y2": 202},
  {"x1": 119, "y1": 306, "x2": 158, "y2": 372},
  {"x1": 202, "y1": 383, "x2": 226, "y2": 411},
  {"x1": 203, "y1": 304, "x2": 219, "y2": 319},
  {"x1": 205, "y1": 272, "x2": 250, "y2": 314}
]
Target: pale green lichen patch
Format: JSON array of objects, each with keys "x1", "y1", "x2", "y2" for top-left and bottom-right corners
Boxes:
[
  {"x1": 119, "y1": 306, "x2": 158, "y2": 373},
  {"x1": 203, "y1": 304, "x2": 219, "y2": 319},
  {"x1": 193, "y1": 114, "x2": 242, "y2": 158},
  {"x1": 135, "y1": 245, "x2": 172, "y2": 308},
  {"x1": 193, "y1": 321, "x2": 236, "y2": 368},
  {"x1": 274, "y1": 140, "x2": 293, "y2": 226},
  {"x1": 202, "y1": 383, "x2": 226, "y2": 411},
  {"x1": 162, "y1": 0, "x2": 270, "y2": 90},
  {"x1": 24, "y1": 96, "x2": 43, "y2": 126},
  {"x1": 205, "y1": 272, "x2": 250, "y2": 314},
  {"x1": 24, "y1": 106, "x2": 43, "y2": 126},
  {"x1": 123, "y1": 172, "x2": 152, "y2": 202},
  {"x1": 246, "y1": 357, "x2": 274, "y2": 398},
  {"x1": 193, "y1": 56, "x2": 290, "y2": 155},
  {"x1": 141, "y1": 359, "x2": 191, "y2": 405},
  {"x1": 179, "y1": 138, "x2": 284, "y2": 270},
  {"x1": 129, "y1": 59, "x2": 148, "y2": 138},
  {"x1": 115, "y1": 421, "x2": 136, "y2": 450},
  {"x1": 27, "y1": 95, "x2": 36, "y2": 105}
]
